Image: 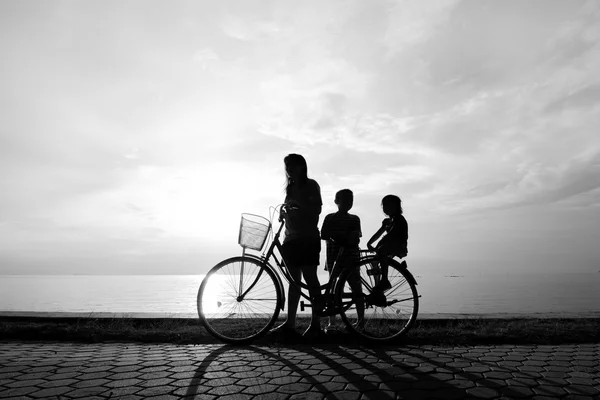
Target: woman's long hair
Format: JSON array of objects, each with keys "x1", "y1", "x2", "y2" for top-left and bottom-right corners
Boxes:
[{"x1": 284, "y1": 153, "x2": 308, "y2": 195}]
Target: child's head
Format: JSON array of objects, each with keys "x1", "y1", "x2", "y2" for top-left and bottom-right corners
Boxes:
[
  {"x1": 335, "y1": 189, "x2": 353, "y2": 212},
  {"x1": 381, "y1": 194, "x2": 402, "y2": 217}
]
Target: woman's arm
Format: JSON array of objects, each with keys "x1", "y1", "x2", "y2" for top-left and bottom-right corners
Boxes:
[
  {"x1": 306, "y1": 180, "x2": 322, "y2": 218},
  {"x1": 320, "y1": 216, "x2": 331, "y2": 240}
]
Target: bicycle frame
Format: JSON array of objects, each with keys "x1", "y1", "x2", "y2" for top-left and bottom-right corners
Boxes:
[
  {"x1": 237, "y1": 208, "x2": 418, "y2": 315},
  {"x1": 237, "y1": 214, "x2": 322, "y2": 313}
]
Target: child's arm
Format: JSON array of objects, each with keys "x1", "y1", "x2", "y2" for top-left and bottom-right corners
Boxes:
[
  {"x1": 366, "y1": 225, "x2": 386, "y2": 251},
  {"x1": 346, "y1": 216, "x2": 362, "y2": 247},
  {"x1": 346, "y1": 230, "x2": 361, "y2": 246}
]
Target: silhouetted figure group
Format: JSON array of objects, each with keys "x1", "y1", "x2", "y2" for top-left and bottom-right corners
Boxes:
[{"x1": 272, "y1": 153, "x2": 409, "y2": 339}]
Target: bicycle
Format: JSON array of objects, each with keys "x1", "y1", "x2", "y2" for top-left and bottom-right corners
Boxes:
[{"x1": 197, "y1": 204, "x2": 420, "y2": 344}]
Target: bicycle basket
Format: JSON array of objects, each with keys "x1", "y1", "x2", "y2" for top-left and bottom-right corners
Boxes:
[{"x1": 238, "y1": 213, "x2": 271, "y2": 251}]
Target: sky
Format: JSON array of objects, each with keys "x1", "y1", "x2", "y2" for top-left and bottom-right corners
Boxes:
[{"x1": 1, "y1": 0, "x2": 599, "y2": 276}]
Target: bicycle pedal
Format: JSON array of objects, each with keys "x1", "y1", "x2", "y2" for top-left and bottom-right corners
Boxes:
[
  {"x1": 300, "y1": 301, "x2": 311, "y2": 312},
  {"x1": 319, "y1": 306, "x2": 337, "y2": 317}
]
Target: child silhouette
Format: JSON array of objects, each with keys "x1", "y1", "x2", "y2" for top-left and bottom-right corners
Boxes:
[
  {"x1": 366, "y1": 194, "x2": 408, "y2": 292},
  {"x1": 321, "y1": 189, "x2": 364, "y2": 332}
]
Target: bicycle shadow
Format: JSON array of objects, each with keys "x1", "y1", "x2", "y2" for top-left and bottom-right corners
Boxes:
[{"x1": 182, "y1": 342, "x2": 494, "y2": 399}]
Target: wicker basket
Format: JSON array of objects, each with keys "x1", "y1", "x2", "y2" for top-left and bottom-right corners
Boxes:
[{"x1": 238, "y1": 213, "x2": 271, "y2": 251}]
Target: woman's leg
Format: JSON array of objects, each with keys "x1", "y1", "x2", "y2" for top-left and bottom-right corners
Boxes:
[
  {"x1": 326, "y1": 267, "x2": 335, "y2": 327},
  {"x1": 283, "y1": 264, "x2": 302, "y2": 329}
]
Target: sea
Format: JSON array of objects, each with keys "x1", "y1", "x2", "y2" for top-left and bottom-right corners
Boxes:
[{"x1": 1, "y1": 273, "x2": 599, "y2": 318}]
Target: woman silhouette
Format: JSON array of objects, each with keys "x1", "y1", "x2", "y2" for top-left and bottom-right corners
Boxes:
[{"x1": 272, "y1": 153, "x2": 323, "y2": 338}]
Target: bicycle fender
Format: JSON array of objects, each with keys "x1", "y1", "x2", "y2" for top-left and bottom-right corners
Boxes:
[
  {"x1": 360, "y1": 256, "x2": 418, "y2": 287},
  {"x1": 233, "y1": 254, "x2": 287, "y2": 311},
  {"x1": 396, "y1": 260, "x2": 418, "y2": 286}
]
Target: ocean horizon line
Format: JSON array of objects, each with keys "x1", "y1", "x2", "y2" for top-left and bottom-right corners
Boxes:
[
  {"x1": 2, "y1": 311, "x2": 600, "y2": 319},
  {"x1": 2, "y1": 271, "x2": 599, "y2": 277}
]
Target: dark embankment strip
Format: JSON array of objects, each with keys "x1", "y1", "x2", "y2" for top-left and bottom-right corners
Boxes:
[{"x1": 1, "y1": 316, "x2": 599, "y2": 345}]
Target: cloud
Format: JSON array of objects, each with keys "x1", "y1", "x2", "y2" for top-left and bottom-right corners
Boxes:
[
  {"x1": 434, "y1": 149, "x2": 600, "y2": 213},
  {"x1": 221, "y1": 14, "x2": 282, "y2": 41},
  {"x1": 544, "y1": 83, "x2": 600, "y2": 114},
  {"x1": 192, "y1": 48, "x2": 221, "y2": 71},
  {"x1": 383, "y1": 0, "x2": 461, "y2": 57}
]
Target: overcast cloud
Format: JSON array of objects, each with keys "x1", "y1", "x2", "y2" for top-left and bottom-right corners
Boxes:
[{"x1": 1, "y1": 0, "x2": 599, "y2": 275}]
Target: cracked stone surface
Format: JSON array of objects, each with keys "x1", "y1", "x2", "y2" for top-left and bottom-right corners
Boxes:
[{"x1": 0, "y1": 342, "x2": 599, "y2": 399}]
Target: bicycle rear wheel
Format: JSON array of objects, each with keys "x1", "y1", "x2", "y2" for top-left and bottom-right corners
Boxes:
[
  {"x1": 336, "y1": 257, "x2": 419, "y2": 342},
  {"x1": 198, "y1": 257, "x2": 282, "y2": 344}
]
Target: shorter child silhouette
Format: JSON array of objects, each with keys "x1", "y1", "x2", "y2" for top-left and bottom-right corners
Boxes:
[
  {"x1": 366, "y1": 194, "x2": 408, "y2": 292},
  {"x1": 321, "y1": 189, "x2": 364, "y2": 331}
]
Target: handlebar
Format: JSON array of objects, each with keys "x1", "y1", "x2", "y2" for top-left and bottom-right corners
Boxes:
[{"x1": 278, "y1": 203, "x2": 299, "y2": 222}]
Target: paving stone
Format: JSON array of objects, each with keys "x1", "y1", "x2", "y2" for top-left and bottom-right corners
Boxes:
[
  {"x1": 168, "y1": 365, "x2": 197, "y2": 373},
  {"x1": 81, "y1": 365, "x2": 113, "y2": 373},
  {"x1": 328, "y1": 390, "x2": 360, "y2": 400},
  {"x1": 475, "y1": 378, "x2": 506, "y2": 389},
  {"x1": 411, "y1": 379, "x2": 445, "y2": 391},
  {"x1": 565, "y1": 385, "x2": 600, "y2": 396},
  {"x1": 29, "y1": 386, "x2": 73, "y2": 398},
  {"x1": 0, "y1": 386, "x2": 39, "y2": 397},
  {"x1": 5, "y1": 378, "x2": 47, "y2": 388},
  {"x1": 65, "y1": 386, "x2": 108, "y2": 398},
  {"x1": 11, "y1": 371, "x2": 52, "y2": 380},
  {"x1": 506, "y1": 386, "x2": 536, "y2": 398},
  {"x1": 0, "y1": 372, "x2": 22, "y2": 380},
  {"x1": 218, "y1": 395, "x2": 253, "y2": 400},
  {"x1": 138, "y1": 371, "x2": 172, "y2": 380},
  {"x1": 513, "y1": 370, "x2": 543, "y2": 379},
  {"x1": 396, "y1": 389, "x2": 440, "y2": 399},
  {"x1": 173, "y1": 387, "x2": 215, "y2": 398},
  {"x1": 1, "y1": 342, "x2": 599, "y2": 399},
  {"x1": 465, "y1": 386, "x2": 500, "y2": 399},
  {"x1": 446, "y1": 378, "x2": 476, "y2": 389},
  {"x1": 429, "y1": 387, "x2": 465, "y2": 400},
  {"x1": 139, "y1": 365, "x2": 171, "y2": 373},
  {"x1": 507, "y1": 377, "x2": 540, "y2": 387},
  {"x1": 533, "y1": 385, "x2": 568, "y2": 397},
  {"x1": 567, "y1": 377, "x2": 597, "y2": 386},
  {"x1": 241, "y1": 383, "x2": 279, "y2": 395},
  {"x1": 268, "y1": 375, "x2": 300, "y2": 385},
  {"x1": 484, "y1": 371, "x2": 513, "y2": 380},
  {"x1": 37, "y1": 378, "x2": 79, "y2": 388},
  {"x1": 203, "y1": 376, "x2": 238, "y2": 387},
  {"x1": 109, "y1": 371, "x2": 142, "y2": 380},
  {"x1": 202, "y1": 370, "x2": 229, "y2": 379},
  {"x1": 72, "y1": 378, "x2": 111, "y2": 388},
  {"x1": 289, "y1": 393, "x2": 322, "y2": 400},
  {"x1": 104, "y1": 378, "x2": 143, "y2": 388},
  {"x1": 236, "y1": 375, "x2": 269, "y2": 385},
  {"x1": 111, "y1": 365, "x2": 143, "y2": 373},
  {"x1": 135, "y1": 385, "x2": 175, "y2": 397},
  {"x1": 24, "y1": 365, "x2": 56, "y2": 373},
  {"x1": 207, "y1": 384, "x2": 246, "y2": 396}
]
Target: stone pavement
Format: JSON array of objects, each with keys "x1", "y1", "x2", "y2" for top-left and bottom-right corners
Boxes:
[{"x1": 0, "y1": 341, "x2": 599, "y2": 399}]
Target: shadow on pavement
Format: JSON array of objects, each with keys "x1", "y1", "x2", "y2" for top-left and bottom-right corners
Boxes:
[{"x1": 183, "y1": 342, "x2": 513, "y2": 399}]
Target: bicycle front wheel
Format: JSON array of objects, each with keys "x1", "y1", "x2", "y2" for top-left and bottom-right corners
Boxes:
[
  {"x1": 336, "y1": 257, "x2": 419, "y2": 342},
  {"x1": 198, "y1": 257, "x2": 282, "y2": 344}
]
